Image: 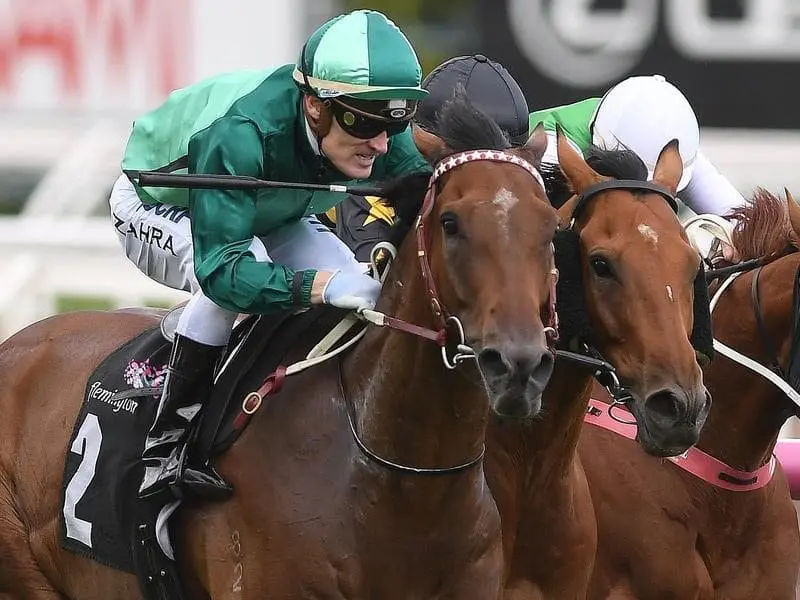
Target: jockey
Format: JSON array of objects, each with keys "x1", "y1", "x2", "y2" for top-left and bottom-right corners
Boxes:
[
  {"x1": 529, "y1": 74, "x2": 744, "y2": 262},
  {"x1": 110, "y1": 9, "x2": 430, "y2": 500},
  {"x1": 329, "y1": 54, "x2": 530, "y2": 261}
]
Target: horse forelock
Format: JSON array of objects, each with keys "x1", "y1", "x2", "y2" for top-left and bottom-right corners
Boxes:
[
  {"x1": 434, "y1": 86, "x2": 510, "y2": 156},
  {"x1": 729, "y1": 187, "x2": 800, "y2": 261},
  {"x1": 586, "y1": 145, "x2": 648, "y2": 181}
]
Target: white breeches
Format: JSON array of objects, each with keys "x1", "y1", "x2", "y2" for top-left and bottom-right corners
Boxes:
[{"x1": 109, "y1": 174, "x2": 364, "y2": 346}]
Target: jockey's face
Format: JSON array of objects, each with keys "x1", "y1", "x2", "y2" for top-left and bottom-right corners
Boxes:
[{"x1": 321, "y1": 117, "x2": 390, "y2": 179}]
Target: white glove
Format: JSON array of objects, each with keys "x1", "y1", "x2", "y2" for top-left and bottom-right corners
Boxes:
[{"x1": 322, "y1": 270, "x2": 382, "y2": 311}]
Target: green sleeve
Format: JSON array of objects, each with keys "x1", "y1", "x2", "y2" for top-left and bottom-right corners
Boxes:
[
  {"x1": 188, "y1": 116, "x2": 315, "y2": 314},
  {"x1": 528, "y1": 98, "x2": 600, "y2": 155},
  {"x1": 382, "y1": 127, "x2": 432, "y2": 177}
]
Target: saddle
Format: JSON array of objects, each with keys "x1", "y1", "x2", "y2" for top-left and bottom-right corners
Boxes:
[{"x1": 59, "y1": 304, "x2": 360, "y2": 600}]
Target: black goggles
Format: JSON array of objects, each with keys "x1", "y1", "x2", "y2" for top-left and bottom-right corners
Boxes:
[{"x1": 328, "y1": 98, "x2": 417, "y2": 139}]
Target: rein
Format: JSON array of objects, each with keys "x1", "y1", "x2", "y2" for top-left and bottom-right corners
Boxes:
[
  {"x1": 705, "y1": 258, "x2": 770, "y2": 281},
  {"x1": 709, "y1": 267, "x2": 800, "y2": 409},
  {"x1": 338, "y1": 361, "x2": 486, "y2": 476}
]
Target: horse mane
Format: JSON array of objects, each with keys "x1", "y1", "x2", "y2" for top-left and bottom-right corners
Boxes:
[
  {"x1": 728, "y1": 188, "x2": 800, "y2": 260},
  {"x1": 382, "y1": 88, "x2": 514, "y2": 248},
  {"x1": 541, "y1": 144, "x2": 648, "y2": 208}
]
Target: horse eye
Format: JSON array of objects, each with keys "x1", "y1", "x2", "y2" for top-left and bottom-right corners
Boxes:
[
  {"x1": 590, "y1": 256, "x2": 614, "y2": 278},
  {"x1": 441, "y1": 212, "x2": 459, "y2": 236}
]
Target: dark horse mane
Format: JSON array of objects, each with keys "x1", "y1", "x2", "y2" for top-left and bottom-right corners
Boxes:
[
  {"x1": 728, "y1": 188, "x2": 800, "y2": 261},
  {"x1": 380, "y1": 89, "x2": 520, "y2": 248},
  {"x1": 541, "y1": 145, "x2": 648, "y2": 208}
]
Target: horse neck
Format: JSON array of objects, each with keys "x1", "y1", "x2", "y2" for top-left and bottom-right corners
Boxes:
[
  {"x1": 342, "y1": 241, "x2": 488, "y2": 485},
  {"x1": 699, "y1": 258, "x2": 800, "y2": 471},
  {"x1": 490, "y1": 361, "x2": 593, "y2": 487}
]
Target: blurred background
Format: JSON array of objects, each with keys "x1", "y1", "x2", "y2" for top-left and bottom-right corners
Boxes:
[{"x1": 0, "y1": 0, "x2": 798, "y2": 365}]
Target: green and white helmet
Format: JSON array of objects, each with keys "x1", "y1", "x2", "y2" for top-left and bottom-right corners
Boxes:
[{"x1": 293, "y1": 10, "x2": 428, "y2": 106}]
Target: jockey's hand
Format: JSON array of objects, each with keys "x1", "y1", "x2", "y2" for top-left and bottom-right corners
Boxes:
[
  {"x1": 317, "y1": 270, "x2": 382, "y2": 311},
  {"x1": 720, "y1": 240, "x2": 740, "y2": 263}
]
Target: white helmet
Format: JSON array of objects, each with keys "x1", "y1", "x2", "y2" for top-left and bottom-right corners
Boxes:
[{"x1": 591, "y1": 75, "x2": 699, "y2": 192}]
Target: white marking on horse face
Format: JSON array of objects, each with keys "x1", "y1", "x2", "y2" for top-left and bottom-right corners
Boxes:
[
  {"x1": 493, "y1": 187, "x2": 519, "y2": 237},
  {"x1": 638, "y1": 223, "x2": 659, "y2": 246},
  {"x1": 666, "y1": 285, "x2": 674, "y2": 302}
]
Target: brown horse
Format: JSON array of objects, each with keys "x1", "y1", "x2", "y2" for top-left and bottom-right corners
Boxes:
[
  {"x1": 0, "y1": 98, "x2": 559, "y2": 599},
  {"x1": 486, "y1": 131, "x2": 711, "y2": 599},
  {"x1": 582, "y1": 189, "x2": 800, "y2": 599}
]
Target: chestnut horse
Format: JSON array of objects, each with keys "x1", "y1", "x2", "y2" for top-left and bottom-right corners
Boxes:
[
  {"x1": 582, "y1": 189, "x2": 800, "y2": 599},
  {"x1": 0, "y1": 97, "x2": 559, "y2": 599},
  {"x1": 486, "y1": 131, "x2": 711, "y2": 599}
]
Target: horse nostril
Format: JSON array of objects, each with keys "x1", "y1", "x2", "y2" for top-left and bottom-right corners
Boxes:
[
  {"x1": 703, "y1": 390, "x2": 713, "y2": 413},
  {"x1": 478, "y1": 348, "x2": 510, "y2": 379},
  {"x1": 527, "y1": 350, "x2": 554, "y2": 388},
  {"x1": 479, "y1": 345, "x2": 555, "y2": 394},
  {"x1": 645, "y1": 390, "x2": 683, "y2": 423}
]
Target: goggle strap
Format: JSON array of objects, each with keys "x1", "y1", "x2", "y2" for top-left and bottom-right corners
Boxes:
[{"x1": 332, "y1": 98, "x2": 417, "y2": 124}]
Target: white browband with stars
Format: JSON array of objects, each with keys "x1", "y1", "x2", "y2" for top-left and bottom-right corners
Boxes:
[{"x1": 431, "y1": 149, "x2": 545, "y2": 190}]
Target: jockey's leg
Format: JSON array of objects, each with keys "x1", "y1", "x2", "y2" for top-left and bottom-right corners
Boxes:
[
  {"x1": 138, "y1": 218, "x2": 364, "y2": 501},
  {"x1": 110, "y1": 177, "x2": 368, "y2": 501},
  {"x1": 264, "y1": 214, "x2": 367, "y2": 273},
  {"x1": 139, "y1": 237, "x2": 271, "y2": 501},
  {"x1": 109, "y1": 174, "x2": 248, "y2": 500},
  {"x1": 138, "y1": 292, "x2": 234, "y2": 500},
  {"x1": 109, "y1": 174, "x2": 198, "y2": 293}
]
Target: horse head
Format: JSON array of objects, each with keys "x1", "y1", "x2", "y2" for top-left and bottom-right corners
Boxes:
[
  {"x1": 554, "y1": 129, "x2": 710, "y2": 456},
  {"x1": 382, "y1": 93, "x2": 559, "y2": 420}
]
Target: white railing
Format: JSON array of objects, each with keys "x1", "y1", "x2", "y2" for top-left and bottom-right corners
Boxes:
[{"x1": 0, "y1": 216, "x2": 187, "y2": 340}]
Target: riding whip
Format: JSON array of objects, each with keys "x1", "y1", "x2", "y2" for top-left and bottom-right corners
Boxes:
[{"x1": 129, "y1": 171, "x2": 387, "y2": 197}]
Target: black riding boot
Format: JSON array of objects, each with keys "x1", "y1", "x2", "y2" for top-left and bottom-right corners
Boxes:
[{"x1": 138, "y1": 334, "x2": 233, "y2": 501}]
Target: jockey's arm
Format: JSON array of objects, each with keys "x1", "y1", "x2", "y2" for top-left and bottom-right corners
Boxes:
[
  {"x1": 188, "y1": 117, "x2": 317, "y2": 314},
  {"x1": 680, "y1": 150, "x2": 746, "y2": 217}
]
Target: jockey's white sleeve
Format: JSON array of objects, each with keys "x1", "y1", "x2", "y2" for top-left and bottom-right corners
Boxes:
[{"x1": 680, "y1": 151, "x2": 746, "y2": 217}]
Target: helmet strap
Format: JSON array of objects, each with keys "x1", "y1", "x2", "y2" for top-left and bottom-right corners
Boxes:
[
  {"x1": 301, "y1": 96, "x2": 334, "y2": 163},
  {"x1": 299, "y1": 42, "x2": 314, "y2": 95},
  {"x1": 299, "y1": 42, "x2": 334, "y2": 156}
]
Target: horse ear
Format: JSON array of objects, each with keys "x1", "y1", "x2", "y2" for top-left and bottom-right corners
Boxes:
[
  {"x1": 557, "y1": 124, "x2": 601, "y2": 194},
  {"x1": 785, "y1": 187, "x2": 800, "y2": 237},
  {"x1": 412, "y1": 124, "x2": 447, "y2": 164},
  {"x1": 652, "y1": 138, "x2": 683, "y2": 195},
  {"x1": 556, "y1": 194, "x2": 579, "y2": 229},
  {"x1": 521, "y1": 123, "x2": 548, "y2": 167}
]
